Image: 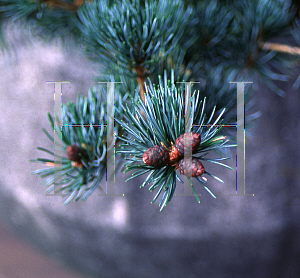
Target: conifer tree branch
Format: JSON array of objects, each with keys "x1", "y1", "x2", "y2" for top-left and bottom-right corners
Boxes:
[
  {"x1": 116, "y1": 69, "x2": 236, "y2": 210},
  {"x1": 18, "y1": 0, "x2": 300, "y2": 209}
]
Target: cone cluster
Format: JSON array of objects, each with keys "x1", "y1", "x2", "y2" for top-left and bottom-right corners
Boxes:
[{"x1": 142, "y1": 132, "x2": 205, "y2": 177}]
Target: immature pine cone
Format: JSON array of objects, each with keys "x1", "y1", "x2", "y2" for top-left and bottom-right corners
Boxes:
[
  {"x1": 175, "y1": 132, "x2": 201, "y2": 156},
  {"x1": 66, "y1": 145, "x2": 82, "y2": 162},
  {"x1": 143, "y1": 144, "x2": 170, "y2": 167},
  {"x1": 178, "y1": 158, "x2": 205, "y2": 177}
]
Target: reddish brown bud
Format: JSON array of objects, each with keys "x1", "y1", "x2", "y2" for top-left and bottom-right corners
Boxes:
[{"x1": 168, "y1": 145, "x2": 183, "y2": 165}]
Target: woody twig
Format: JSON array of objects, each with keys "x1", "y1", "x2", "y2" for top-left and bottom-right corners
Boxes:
[
  {"x1": 136, "y1": 65, "x2": 146, "y2": 103},
  {"x1": 132, "y1": 43, "x2": 149, "y2": 119},
  {"x1": 259, "y1": 40, "x2": 300, "y2": 56}
]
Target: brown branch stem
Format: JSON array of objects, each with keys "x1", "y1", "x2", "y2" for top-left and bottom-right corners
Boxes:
[
  {"x1": 259, "y1": 41, "x2": 300, "y2": 56},
  {"x1": 136, "y1": 64, "x2": 148, "y2": 119},
  {"x1": 136, "y1": 75, "x2": 146, "y2": 103},
  {"x1": 41, "y1": 0, "x2": 86, "y2": 11}
]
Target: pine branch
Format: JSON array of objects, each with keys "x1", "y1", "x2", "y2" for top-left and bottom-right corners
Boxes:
[
  {"x1": 116, "y1": 69, "x2": 236, "y2": 211},
  {"x1": 77, "y1": 0, "x2": 197, "y2": 99},
  {"x1": 30, "y1": 85, "x2": 129, "y2": 204}
]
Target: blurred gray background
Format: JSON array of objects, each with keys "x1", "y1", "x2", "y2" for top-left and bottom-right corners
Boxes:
[{"x1": 0, "y1": 20, "x2": 300, "y2": 278}]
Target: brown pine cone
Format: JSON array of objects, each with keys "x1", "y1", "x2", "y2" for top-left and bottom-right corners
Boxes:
[
  {"x1": 175, "y1": 132, "x2": 201, "y2": 156},
  {"x1": 66, "y1": 145, "x2": 82, "y2": 162},
  {"x1": 142, "y1": 144, "x2": 170, "y2": 167},
  {"x1": 178, "y1": 158, "x2": 205, "y2": 177}
]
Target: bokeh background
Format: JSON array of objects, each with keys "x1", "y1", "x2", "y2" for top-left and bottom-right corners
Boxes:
[{"x1": 0, "y1": 19, "x2": 300, "y2": 278}]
